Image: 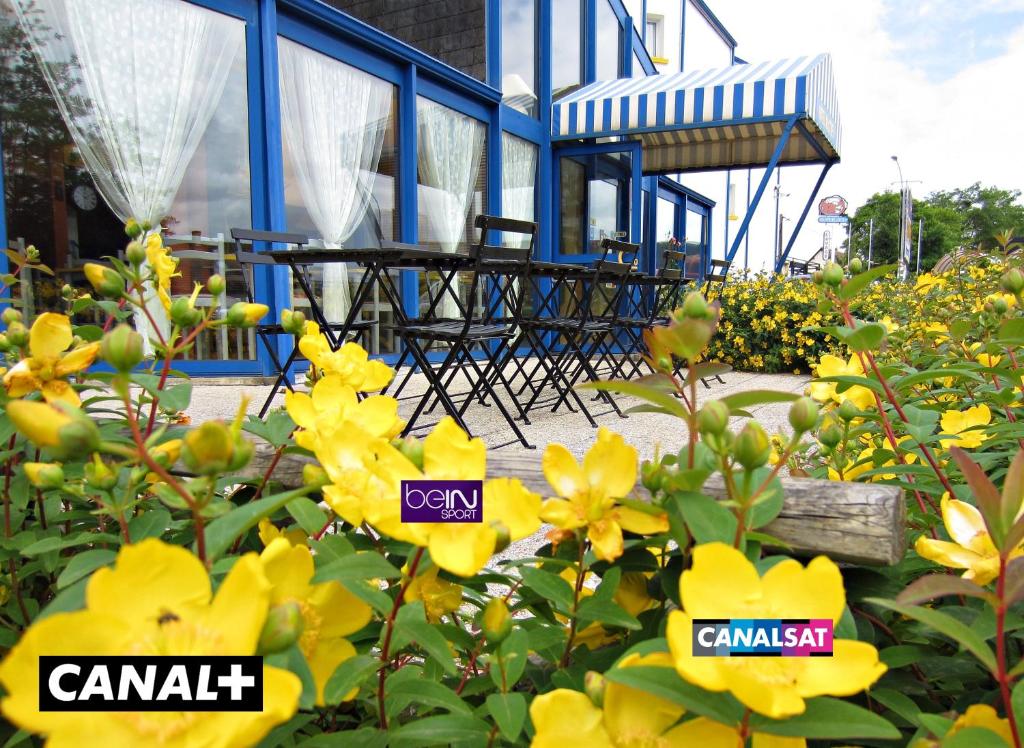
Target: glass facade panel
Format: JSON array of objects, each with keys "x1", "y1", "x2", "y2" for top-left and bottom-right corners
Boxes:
[
  {"x1": 595, "y1": 0, "x2": 621, "y2": 81},
  {"x1": 685, "y1": 206, "x2": 707, "y2": 278},
  {"x1": 416, "y1": 97, "x2": 487, "y2": 320},
  {"x1": 280, "y1": 40, "x2": 400, "y2": 355},
  {"x1": 551, "y1": 0, "x2": 582, "y2": 99},
  {"x1": 0, "y1": 0, "x2": 254, "y2": 361},
  {"x1": 326, "y1": 0, "x2": 486, "y2": 81},
  {"x1": 656, "y1": 197, "x2": 677, "y2": 254},
  {"x1": 559, "y1": 150, "x2": 632, "y2": 256},
  {"x1": 501, "y1": 0, "x2": 537, "y2": 117},
  {"x1": 559, "y1": 158, "x2": 586, "y2": 255}
]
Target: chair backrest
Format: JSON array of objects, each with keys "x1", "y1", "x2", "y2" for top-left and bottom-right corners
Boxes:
[
  {"x1": 703, "y1": 258, "x2": 730, "y2": 297},
  {"x1": 230, "y1": 228, "x2": 308, "y2": 304},
  {"x1": 462, "y1": 215, "x2": 537, "y2": 330},
  {"x1": 651, "y1": 248, "x2": 689, "y2": 319},
  {"x1": 572, "y1": 238, "x2": 640, "y2": 328}
]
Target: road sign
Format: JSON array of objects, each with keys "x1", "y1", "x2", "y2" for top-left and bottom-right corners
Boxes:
[{"x1": 818, "y1": 215, "x2": 849, "y2": 224}]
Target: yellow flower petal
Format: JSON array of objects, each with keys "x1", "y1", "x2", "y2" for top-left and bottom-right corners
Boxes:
[
  {"x1": 41, "y1": 379, "x2": 80, "y2": 407},
  {"x1": 680, "y1": 542, "x2": 761, "y2": 619},
  {"x1": 529, "y1": 689, "x2": 614, "y2": 748},
  {"x1": 55, "y1": 342, "x2": 100, "y2": 376},
  {"x1": 539, "y1": 497, "x2": 586, "y2": 530},
  {"x1": 761, "y1": 555, "x2": 845, "y2": 623},
  {"x1": 942, "y1": 497, "x2": 989, "y2": 550},
  {"x1": 604, "y1": 653, "x2": 686, "y2": 741},
  {"x1": 428, "y1": 523, "x2": 497, "y2": 577},
  {"x1": 588, "y1": 517, "x2": 624, "y2": 562},
  {"x1": 29, "y1": 312, "x2": 72, "y2": 359},
  {"x1": 423, "y1": 417, "x2": 485, "y2": 480},
  {"x1": 543, "y1": 443, "x2": 586, "y2": 498},
  {"x1": 615, "y1": 506, "x2": 669, "y2": 536},
  {"x1": 583, "y1": 428, "x2": 637, "y2": 498},
  {"x1": 205, "y1": 553, "x2": 272, "y2": 655},
  {"x1": 795, "y1": 639, "x2": 887, "y2": 699},
  {"x1": 483, "y1": 477, "x2": 541, "y2": 540},
  {"x1": 914, "y1": 536, "x2": 983, "y2": 571},
  {"x1": 308, "y1": 637, "x2": 356, "y2": 705},
  {"x1": 666, "y1": 610, "x2": 728, "y2": 692}
]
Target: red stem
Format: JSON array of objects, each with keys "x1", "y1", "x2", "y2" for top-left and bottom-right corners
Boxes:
[
  {"x1": 378, "y1": 547, "x2": 425, "y2": 729},
  {"x1": 997, "y1": 554, "x2": 1023, "y2": 748}
]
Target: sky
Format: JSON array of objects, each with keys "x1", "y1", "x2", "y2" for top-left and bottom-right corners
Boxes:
[{"x1": 693, "y1": 0, "x2": 1024, "y2": 271}]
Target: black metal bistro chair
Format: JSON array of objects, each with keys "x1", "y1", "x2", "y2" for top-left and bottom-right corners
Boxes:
[
  {"x1": 395, "y1": 215, "x2": 538, "y2": 449},
  {"x1": 229, "y1": 228, "x2": 374, "y2": 417}
]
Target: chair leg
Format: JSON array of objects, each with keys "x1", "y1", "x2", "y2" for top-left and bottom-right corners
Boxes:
[{"x1": 461, "y1": 342, "x2": 534, "y2": 450}]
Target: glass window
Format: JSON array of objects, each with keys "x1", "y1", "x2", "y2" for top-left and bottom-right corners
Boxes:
[
  {"x1": 501, "y1": 0, "x2": 537, "y2": 117},
  {"x1": 0, "y1": 0, "x2": 254, "y2": 361},
  {"x1": 558, "y1": 150, "x2": 632, "y2": 256},
  {"x1": 646, "y1": 19, "x2": 659, "y2": 56},
  {"x1": 595, "y1": 0, "x2": 622, "y2": 81},
  {"x1": 280, "y1": 39, "x2": 400, "y2": 354},
  {"x1": 551, "y1": 0, "x2": 582, "y2": 99},
  {"x1": 656, "y1": 197, "x2": 677, "y2": 254},
  {"x1": 327, "y1": 0, "x2": 486, "y2": 81},
  {"x1": 685, "y1": 206, "x2": 707, "y2": 278},
  {"x1": 501, "y1": 133, "x2": 536, "y2": 233},
  {"x1": 416, "y1": 97, "x2": 487, "y2": 319}
]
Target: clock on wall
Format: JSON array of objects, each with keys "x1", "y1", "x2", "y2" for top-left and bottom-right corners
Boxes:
[{"x1": 71, "y1": 183, "x2": 98, "y2": 212}]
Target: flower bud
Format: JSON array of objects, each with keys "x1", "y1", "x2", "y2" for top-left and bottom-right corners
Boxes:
[
  {"x1": 152, "y1": 439, "x2": 183, "y2": 468},
  {"x1": 838, "y1": 399, "x2": 860, "y2": 423},
  {"x1": 9, "y1": 401, "x2": 101, "y2": 460},
  {"x1": 818, "y1": 423, "x2": 843, "y2": 448},
  {"x1": 206, "y1": 274, "x2": 226, "y2": 297},
  {"x1": 849, "y1": 258, "x2": 864, "y2": 274},
  {"x1": 993, "y1": 297, "x2": 1009, "y2": 315},
  {"x1": 640, "y1": 460, "x2": 664, "y2": 492},
  {"x1": 584, "y1": 671, "x2": 606, "y2": 708},
  {"x1": 125, "y1": 241, "x2": 146, "y2": 266},
  {"x1": 281, "y1": 309, "x2": 306, "y2": 336},
  {"x1": 84, "y1": 263, "x2": 124, "y2": 298},
  {"x1": 85, "y1": 454, "x2": 118, "y2": 491},
  {"x1": 1, "y1": 307, "x2": 21, "y2": 326},
  {"x1": 733, "y1": 422, "x2": 771, "y2": 470},
  {"x1": 257, "y1": 601, "x2": 304, "y2": 654},
  {"x1": 24, "y1": 462, "x2": 64, "y2": 489},
  {"x1": 481, "y1": 598, "x2": 512, "y2": 644},
  {"x1": 125, "y1": 218, "x2": 143, "y2": 239},
  {"x1": 6, "y1": 321, "x2": 28, "y2": 348},
  {"x1": 25, "y1": 245, "x2": 39, "y2": 263},
  {"x1": 822, "y1": 262, "x2": 844, "y2": 287},
  {"x1": 681, "y1": 291, "x2": 710, "y2": 319},
  {"x1": 697, "y1": 400, "x2": 730, "y2": 436},
  {"x1": 170, "y1": 296, "x2": 202, "y2": 328},
  {"x1": 61, "y1": 284, "x2": 75, "y2": 300},
  {"x1": 788, "y1": 397, "x2": 820, "y2": 433},
  {"x1": 393, "y1": 436, "x2": 425, "y2": 470},
  {"x1": 227, "y1": 302, "x2": 268, "y2": 328},
  {"x1": 0, "y1": 334, "x2": 9, "y2": 353},
  {"x1": 100, "y1": 324, "x2": 144, "y2": 372},
  {"x1": 181, "y1": 421, "x2": 235, "y2": 476},
  {"x1": 491, "y1": 521, "x2": 511, "y2": 554},
  {"x1": 302, "y1": 463, "x2": 330, "y2": 488},
  {"x1": 1001, "y1": 268, "x2": 1024, "y2": 295},
  {"x1": 228, "y1": 437, "x2": 254, "y2": 472},
  {"x1": 812, "y1": 270, "x2": 824, "y2": 285}
]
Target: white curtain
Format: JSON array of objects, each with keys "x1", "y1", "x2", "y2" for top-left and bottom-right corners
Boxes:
[
  {"x1": 12, "y1": 0, "x2": 243, "y2": 351},
  {"x1": 501, "y1": 133, "x2": 537, "y2": 247},
  {"x1": 417, "y1": 99, "x2": 485, "y2": 319},
  {"x1": 278, "y1": 38, "x2": 391, "y2": 325}
]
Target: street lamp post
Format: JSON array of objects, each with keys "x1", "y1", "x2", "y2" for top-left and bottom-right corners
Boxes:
[{"x1": 891, "y1": 155, "x2": 908, "y2": 281}]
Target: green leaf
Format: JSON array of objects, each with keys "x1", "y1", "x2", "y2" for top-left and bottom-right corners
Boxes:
[
  {"x1": 576, "y1": 597, "x2": 641, "y2": 630},
  {"x1": 893, "y1": 367, "x2": 982, "y2": 391},
  {"x1": 1013, "y1": 678, "x2": 1024, "y2": 731},
  {"x1": 519, "y1": 566, "x2": 575, "y2": 611},
  {"x1": 943, "y1": 727, "x2": 1011, "y2": 747},
  {"x1": 672, "y1": 491, "x2": 736, "y2": 545},
  {"x1": 387, "y1": 715, "x2": 491, "y2": 747},
  {"x1": 842, "y1": 322, "x2": 887, "y2": 352},
  {"x1": 838, "y1": 264, "x2": 896, "y2": 300},
  {"x1": 36, "y1": 577, "x2": 87, "y2": 620},
  {"x1": 866, "y1": 597, "x2": 997, "y2": 674},
  {"x1": 486, "y1": 692, "x2": 527, "y2": 741},
  {"x1": 998, "y1": 317, "x2": 1024, "y2": 344},
  {"x1": 579, "y1": 379, "x2": 687, "y2": 419},
  {"x1": 322, "y1": 654, "x2": 379, "y2": 705},
  {"x1": 56, "y1": 549, "x2": 115, "y2": 590},
  {"x1": 870, "y1": 687, "x2": 925, "y2": 727},
  {"x1": 286, "y1": 497, "x2": 327, "y2": 535},
  {"x1": 386, "y1": 678, "x2": 471, "y2": 717},
  {"x1": 878, "y1": 644, "x2": 932, "y2": 669},
  {"x1": 897, "y1": 573, "x2": 993, "y2": 605},
  {"x1": 749, "y1": 696, "x2": 900, "y2": 739},
  {"x1": 264, "y1": 644, "x2": 317, "y2": 710},
  {"x1": 203, "y1": 486, "x2": 311, "y2": 560},
  {"x1": 312, "y1": 552, "x2": 402, "y2": 585},
  {"x1": 718, "y1": 390, "x2": 800, "y2": 411},
  {"x1": 156, "y1": 381, "x2": 193, "y2": 412},
  {"x1": 394, "y1": 604, "x2": 457, "y2": 675},
  {"x1": 602, "y1": 666, "x2": 744, "y2": 726},
  {"x1": 498, "y1": 629, "x2": 529, "y2": 687},
  {"x1": 127, "y1": 509, "x2": 172, "y2": 543}
]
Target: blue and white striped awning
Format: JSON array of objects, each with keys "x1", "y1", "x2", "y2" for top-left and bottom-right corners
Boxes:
[{"x1": 552, "y1": 54, "x2": 841, "y2": 174}]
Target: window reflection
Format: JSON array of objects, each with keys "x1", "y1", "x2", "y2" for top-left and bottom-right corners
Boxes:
[
  {"x1": 595, "y1": 0, "x2": 621, "y2": 81},
  {"x1": 501, "y1": 0, "x2": 537, "y2": 117},
  {"x1": 551, "y1": 0, "x2": 582, "y2": 99}
]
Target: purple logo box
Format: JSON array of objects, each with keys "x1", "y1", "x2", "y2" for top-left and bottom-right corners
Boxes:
[{"x1": 401, "y1": 480, "x2": 483, "y2": 523}]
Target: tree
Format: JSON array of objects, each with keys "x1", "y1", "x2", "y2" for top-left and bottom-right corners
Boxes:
[{"x1": 929, "y1": 183, "x2": 1024, "y2": 250}]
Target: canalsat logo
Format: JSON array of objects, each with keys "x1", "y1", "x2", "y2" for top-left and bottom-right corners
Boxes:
[
  {"x1": 38, "y1": 656, "x2": 263, "y2": 711},
  {"x1": 692, "y1": 619, "x2": 833, "y2": 657},
  {"x1": 401, "y1": 480, "x2": 482, "y2": 523}
]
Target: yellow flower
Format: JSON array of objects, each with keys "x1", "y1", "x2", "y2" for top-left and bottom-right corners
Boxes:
[
  {"x1": 666, "y1": 543, "x2": 885, "y2": 719},
  {"x1": 6, "y1": 399, "x2": 72, "y2": 448},
  {"x1": 405, "y1": 565, "x2": 463, "y2": 622},
  {"x1": 879, "y1": 316, "x2": 899, "y2": 333},
  {"x1": 286, "y1": 374, "x2": 404, "y2": 455},
  {"x1": 915, "y1": 274, "x2": 946, "y2": 292},
  {"x1": 259, "y1": 538, "x2": 371, "y2": 705},
  {"x1": 530, "y1": 653, "x2": 688, "y2": 747},
  {"x1": 3, "y1": 313, "x2": 99, "y2": 406},
  {"x1": 258, "y1": 518, "x2": 308, "y2": 548},
  {"x1": 669, "y1": 717, "x2": 807, "y2": 747},
  {"x1": 238, "y1": 303, "x2": 270, "y2": 326},
  {"x1": 145, "y1": 232, "x2": 180, "y2": 313},
  {"x1": 299, "y1": 324, "x2": 394, "y2": 391},
  {"x1": 970, "y1": 343, "x2": 1002, "y2": 368},
  {"x1": 946, "y1": 704, "x2": 1014, "y2": 745},
  {"x1": 809, "y1": 354, "x2": 875, "y2": 411},
  {"x1": 915, "y1": 495, "x2": 1023, "y2": 585},
  {"x1": 939, "y1": 404, "x2": 991, "y2": 449},
  {"x1": 0, "y1": 539, "x2": 301, "y2": 746},
  {"x1": 540, "y1": 428, "x2": 667, "y2": 562}
]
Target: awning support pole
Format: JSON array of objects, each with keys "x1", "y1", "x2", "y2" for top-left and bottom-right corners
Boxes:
[
  {"x1": 774, "y1": 159, "x2": 835, "y2": 275},
  {"x1": 723, "y1": 114, "x2": 799, "y2": 269}
]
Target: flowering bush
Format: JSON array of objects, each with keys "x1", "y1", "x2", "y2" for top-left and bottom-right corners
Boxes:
[{"x1": 0, "y1": 221, "x2": 1022, "y2": 747}]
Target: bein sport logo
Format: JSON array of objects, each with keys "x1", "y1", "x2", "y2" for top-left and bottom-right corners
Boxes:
[
  {"x1": 692, "y1": 619, "x2": 833, "y2": 657},
  {"x1": 401, "y1": 480, "x2": 483, "y2": 523}
]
